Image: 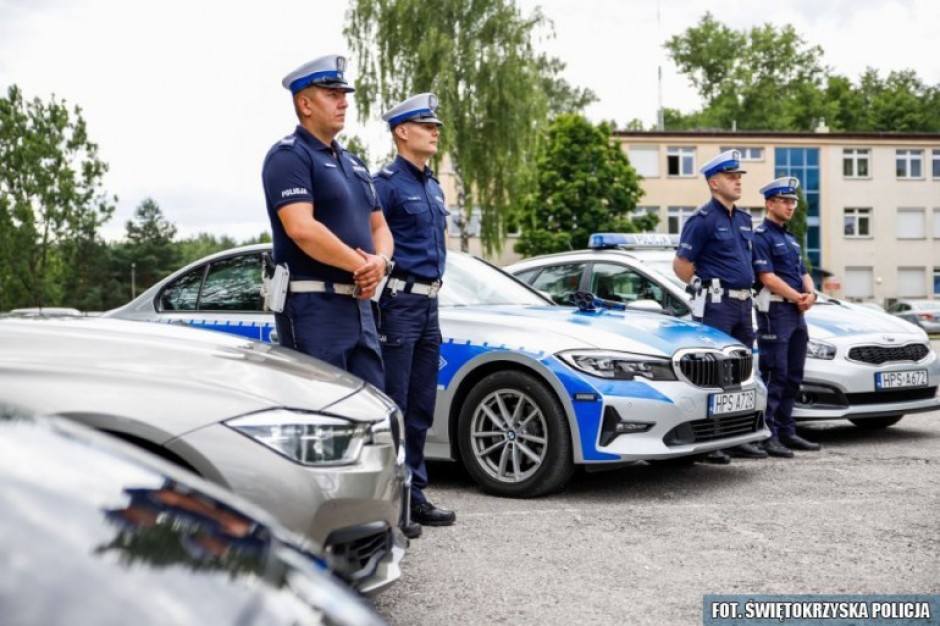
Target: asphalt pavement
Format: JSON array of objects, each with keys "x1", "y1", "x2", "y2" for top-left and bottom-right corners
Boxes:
[{"x1": 373, "y1": 341, "x2": 940, "y2": 626}]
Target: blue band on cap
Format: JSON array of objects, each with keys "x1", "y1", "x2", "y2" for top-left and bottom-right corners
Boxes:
[
  {"x1": 763, "y1": 186, "x2": 796, "y2": 198},
  {"x1": 387, "y1": 107, "x2": 434, "y2": 127},
  {"x1": 702, "y1": 160, "x2": 740, "y2": 179},
  {"x1": 289, "y1": 70, "x2": 342, "y2": 94}
]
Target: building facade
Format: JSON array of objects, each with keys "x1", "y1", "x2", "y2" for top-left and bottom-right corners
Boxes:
[{"x1": 616, "y1": 130, "x2": 940, "y2": 305}]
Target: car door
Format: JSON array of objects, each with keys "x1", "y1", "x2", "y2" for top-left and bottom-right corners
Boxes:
[{"x1": 157, "y1": 252, "x2": 275, "y2": 342}]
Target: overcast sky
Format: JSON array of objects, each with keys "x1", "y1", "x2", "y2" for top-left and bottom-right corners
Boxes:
[{"x1": 1, "y1": 0, "x2": 938, "y2": 241}]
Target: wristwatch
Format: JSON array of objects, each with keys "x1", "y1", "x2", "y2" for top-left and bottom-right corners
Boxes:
[{"x1": 378, "y1": 253, "x2": 394, "y2": 277}]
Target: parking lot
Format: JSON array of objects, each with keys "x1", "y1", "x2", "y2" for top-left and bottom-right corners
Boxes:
[{"x1": 374, "y1": 344, "x2": 940, "y2": 626}]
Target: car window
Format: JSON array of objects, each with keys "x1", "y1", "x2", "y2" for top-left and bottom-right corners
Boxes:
[
  {"x1": 589, "y1": 262, "x2": 689, "y2": 316},
  {"x1": 527, "y1": 263, "x2": 585, "y2": 305},
  {"x1": 199, "y1": 254, "x2": 264, "y2": 312},
  {"x1": 512, "y1": 268, "x2": 541, "y2": 285},
  {"x1": 159, "y1": 267, "x2": 205, "y2": 312}
]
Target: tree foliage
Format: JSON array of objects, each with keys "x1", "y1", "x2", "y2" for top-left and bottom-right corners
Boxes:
[
  {"x1": 0, "y1": 85, "x2": 115, "y2": 309},
  {"x1": 345, "y1": 0, "x2": 591, "y2": 253},
  {"x1": 514, "y1": 114, "x2": 650, "y2": 256},
  {"x1": 664, "y1": 13, "x2": 940, "y2": 132}
]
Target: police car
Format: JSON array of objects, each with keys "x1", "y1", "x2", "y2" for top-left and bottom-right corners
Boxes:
[
  {"x1": 108, "y1": 244, "x2": 768, "y2": 498},
  {"x1": 507, "y1": 233, "x2": 940, "y2": 430}
]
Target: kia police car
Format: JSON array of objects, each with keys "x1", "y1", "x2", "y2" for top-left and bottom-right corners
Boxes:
[
  {"x1": 108, "y1": 245, "x2": 769, "y2": 498},
  {"x1": 507, "y1": 233, "x2": 940, "y2": 430}
]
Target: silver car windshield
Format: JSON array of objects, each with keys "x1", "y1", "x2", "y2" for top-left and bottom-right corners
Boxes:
[{"x1": 440, "y1": 254, "x2": 549, "y2": 307}]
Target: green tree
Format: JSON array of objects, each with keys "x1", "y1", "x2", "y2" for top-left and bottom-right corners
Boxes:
[
  {"x1": 514, "y1": 114, "x2": 650, "y2": 256},
  {"x1": 665, "y1": 13, "x2": 828, "y2": 131},
  {"x1": 345, "y1": 0, "x2": 586, "y2": 253},
  {"x1": 0, "y1": 85, "x2": 115, "y2": 309},
  {"x1": 121, "y1": 198, "x2": 179, "y2": 295}
]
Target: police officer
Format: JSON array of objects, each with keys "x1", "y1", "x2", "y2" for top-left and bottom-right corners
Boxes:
[
  {"x1": 261, "y1": 55, "x2": 394, "y2": 390},
  {"x1": 753, "y1": 177, "x2": 821, "y2": 457},
  {"x1": 673, "y1": 149, "x2": 767, "y2": 463},
  {"x1": 374, "y1": 94, "x2": 455, "y2": 534}
]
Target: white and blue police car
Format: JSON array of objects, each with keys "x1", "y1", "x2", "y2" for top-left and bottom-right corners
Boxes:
[
  {"x1": 108, "y1": 244, "x2": 769, "y2": 497},
  {"x1": 507, "y1": 233, "x2": 940, "y2": 431}
]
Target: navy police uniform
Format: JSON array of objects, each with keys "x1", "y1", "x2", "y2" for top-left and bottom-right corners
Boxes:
[
  {"x1": 753, "y1": 177, "x2": 808, "y2": 441},
  {"x1": 261, "y1": 55, "x2": 384, "y2": 389},
  {"x1": 374, "y1": 94, "x2": 448, "y2": 509},
  {"x1": 676, "y1": 150, "x2": 755, "y2": 347}
]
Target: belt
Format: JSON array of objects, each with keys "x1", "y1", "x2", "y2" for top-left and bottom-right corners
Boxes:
[
  {"x1": 289, "y1": 280, "x2": 357, "y2": 296},
  {"x1": 385, "y1": 277, "x2": 441, "y2": 298},
  {"x1": 768, "y1": 294, "x2": 796, "y2": 304},
  {"x1": 724, "y1": 288, "x2": 752, "y2": 301}
]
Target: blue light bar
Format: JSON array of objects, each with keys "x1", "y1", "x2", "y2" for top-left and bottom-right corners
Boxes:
[{"x1": 588, "y1": 233, "x2": 680, "y2": 250}]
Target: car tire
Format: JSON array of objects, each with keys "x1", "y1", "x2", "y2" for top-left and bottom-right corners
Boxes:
[
  {"x1": 849, "y1": 416, "x2": 904, "y2": 429},
  {"x1": 458, "y1": 370, "x2": 574, "y2": 498}
]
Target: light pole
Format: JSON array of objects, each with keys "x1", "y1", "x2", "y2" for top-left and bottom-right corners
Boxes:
[{"x1": 131, "y1": 262, "x2": 136, "y2": 299}]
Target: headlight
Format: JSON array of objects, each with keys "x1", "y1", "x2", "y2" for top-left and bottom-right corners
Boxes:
[
  {"x1": 558, "y1": 350, "x2": 677, "y2": 381},
  {"x1": 806, "y1": 339, "x2": 836, "y2": 360},
  {"x1": 226, "y1": 409, "x2": 367, "y2": 466}
]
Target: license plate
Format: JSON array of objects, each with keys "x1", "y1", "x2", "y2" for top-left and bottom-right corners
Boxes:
[
  {"x1": 875, "y1": 369, "x2": 928, "y2": 390},
  {"x1": 708, "y1": 389, "x2": 756, "y2": 417}
]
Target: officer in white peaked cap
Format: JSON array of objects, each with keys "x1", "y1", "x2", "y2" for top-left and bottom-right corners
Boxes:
[
  {"x1": 752, "y1": 175, "x2": 820, "y2": 457},
  {"x1": 373, "y1": 93, "x2": 454, "y2": 536},
  {"x1": 674, "y1": 148, "x2": 767, "y2": 463}
]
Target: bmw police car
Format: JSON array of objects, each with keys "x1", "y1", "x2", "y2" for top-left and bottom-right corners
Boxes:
[
  {"x1": 108, "y1": 244, "x2": 768, "y2": 498},
  {"x1": 507, "y1": 233, "x2": 940, "y2": 430}
]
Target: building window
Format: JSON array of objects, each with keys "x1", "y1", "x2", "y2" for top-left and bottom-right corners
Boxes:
[
  {"x1": 720, "y1": 146, "x2": 764, "y2": 161},
  {"x1": 932, "y1": 149, "x2": 940, "y2": 178},
  {"x1": 898, "y1": 267, "x2": 926, "y2": 298},
  {"x1": 843, "y1": 208, "x2": 871, "y2": 237},
  {"x1": 842, "y1": 148, "x2": 870, "y2": 178},
  {"x1": 667, "y1": 206, "x2": 696, "y2": 234},
  {"x1": 745, "y1": 206, "x2": 765, "y2": 228},
  {"x1": 896, "y1": 149, "x2": 923, "y2": 179},
  {"x1": 934, "y1": 267, "x2": 940, "y2": 296},
  {"x1": 667, "y1": 147, "x2": 695, "y2": 177},
  {"x1": 897, "y1": 208, "x2": 925, "y2": 239},
  {"x1": 844, "y1": 267, "x2": 873, "y2": 299},
  {"x1": 934, "y1": 208, "x2": 940, "y2": 239},
  {"x1": 628, "y1": 147, "x2": 660, "y2": 178},
  {"x1": 776, "y1": 147, "x2": 820, "y2": 269}
]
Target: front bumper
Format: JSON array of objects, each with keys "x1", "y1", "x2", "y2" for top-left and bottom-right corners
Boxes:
[
  {"x1": 587, "y1": 381, "x2": 770, "y2": 462},
  {"x1": 167, "y1": 423, "x2": 408, "y2": 592},
  {"x1": 796, "y1": 346, "x2": 940, "y2": 421}
]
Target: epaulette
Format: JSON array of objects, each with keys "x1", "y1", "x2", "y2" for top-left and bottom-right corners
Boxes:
[
  {"x1": 276, "y1": 135, "x2": 296, "y2": 147},
  {"x1": 691, "y1": 207, "x2": 708, "y2": 218},
  {"x1": 377, "y1": 167, "x2": 398, "y2": 179},
  {"x1": 755, "y1": 225, "x2": 767, "y2": 234}
]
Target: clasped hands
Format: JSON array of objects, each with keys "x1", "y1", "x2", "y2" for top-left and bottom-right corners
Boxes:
[{"x1": 351, "y1": 248, "x2": 387, "y2": 299}]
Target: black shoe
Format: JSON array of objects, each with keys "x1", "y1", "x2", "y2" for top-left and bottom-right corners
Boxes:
[
  {"x1": 411, "y1": 502, "x2": 456, "y2": 527},
  {"x1": 401, "y1": 520, "x2": 422, "y2": 539},
  {"x1": 780, "y1": 434, "x2": 821, "y2": 451},
  {"x1": 727, "y1": 443, "x2": 768, "y2": 459},
  {"x1": 762, "y1": 438, "x2": 795, "y2": 458},
  {"x1": 702, "y1": 450, "x2": 731, "y2": 465}
]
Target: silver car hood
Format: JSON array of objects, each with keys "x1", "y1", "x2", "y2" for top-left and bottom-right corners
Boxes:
[
  {"x1": 0, "y1": 318, "x2": 368, "y2": 437},
  {"x1": 806, "y1": 303, "x2": 930, "y2": 341}
]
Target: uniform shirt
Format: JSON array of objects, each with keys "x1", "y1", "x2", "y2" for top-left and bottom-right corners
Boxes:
[
  {"x1": 261, "y1": 125, "x2": 380, "y2": 284},
  {"x1": 373, "y1": 155, "x2": 448, "y2": 281},
  {"x1": 676, "y1": 198, "x2": 755, "y2": 289},
  {"x1": 752, "y1": 218, "x2": 806, "y2": 293}
]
